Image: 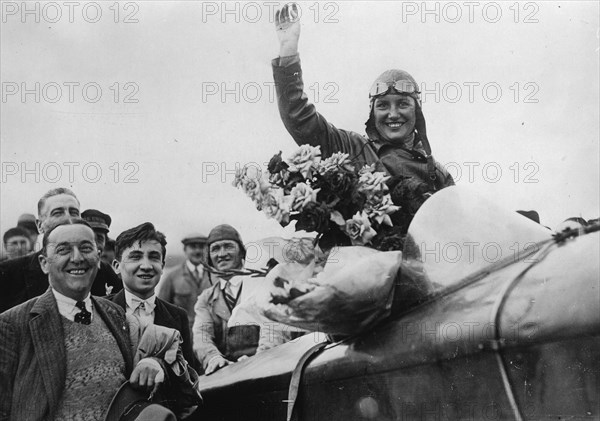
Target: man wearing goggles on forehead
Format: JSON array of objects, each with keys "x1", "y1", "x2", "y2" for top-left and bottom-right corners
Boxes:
[{"x1": 271, "y1": 3, "x2": 454, "y2": 204}]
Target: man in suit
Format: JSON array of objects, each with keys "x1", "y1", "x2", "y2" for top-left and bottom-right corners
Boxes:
[
  {"x1": 0, "y1": 219, "x2": 172, "y2": 421},
  {"x1": 192, "y1": 224, "x2": 259, "y2": 375},
  {"x1": 0, "y1": 187, "x2": 122, "y2": 313},
  {"x1": 158, "y1": 232, "x2": 213, "y2": 334},
  {"x1": 110, "y1": 222, "x2": 197, "y2": 370}
]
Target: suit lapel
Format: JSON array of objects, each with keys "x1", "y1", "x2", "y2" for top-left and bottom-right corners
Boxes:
[
  {"x1": 29, "y1": 289, "x2": 66, "y2": 412},
  {"x1": 183, "y1": 263, "x2": 197, "y2": 286},
  {"x1": 93, "y1": 297, "x2": 134, "y2": 376},
  {"x1": 184, "y1": 262, "x2": 214, "y2": 290},
  {"x1": 112, "y1": 289, "x2": 127, "y2": 310},
  {"x1": 153, "y1": 298, "x2": 176, "y2": 329},
  {"x1": 210, "y1": 285, "x2": 231, "y2": 321}
]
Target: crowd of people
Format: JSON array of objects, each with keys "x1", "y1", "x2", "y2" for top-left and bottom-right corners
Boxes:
[
  {"x1": 0, "y1": 185, "x2": 309, "y2": 419},
  {"x1": 1, "y1": 4, "x2": 596, "y2": 420}
]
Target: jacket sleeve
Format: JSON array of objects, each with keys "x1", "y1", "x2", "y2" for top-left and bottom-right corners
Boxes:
[
  {"x1": 0, "y1": 314, "x2": 17, "y2": 420},
  {"x1": 192, "y1": 290, "x2": 223, "y2": 371},
  {"x1": 177, "y1": 309, "x2": 198, "y2": 372},
  {"x1": 272, "y1": 55, "x2": 369, "y2": 159}
]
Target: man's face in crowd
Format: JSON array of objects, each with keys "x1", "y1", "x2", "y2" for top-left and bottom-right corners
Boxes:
[
  {"x1": 114, "y1": 240, "x2": 164, "y2": 299},
  {"x1": 209, "y1": 240, "x2": 243, "y2": 272},
  {"x1": 37, "y1": 194, "x2": 80, "y2": 233},
  {"x1": 185, "y1": 242, "x2": 207, "y2": 266},
  {"x1": 5, "y1": 235, "x2": 31, "y2": 259},
  {"x1": 373, "y1": 93, "x2": 417, "y2": 145},
  {"x1": 94, "y1": 230, "x2": 107, "y2": 254},
  {"x1": 39, "y1": 224, "x2": 99, "y2": 301}
]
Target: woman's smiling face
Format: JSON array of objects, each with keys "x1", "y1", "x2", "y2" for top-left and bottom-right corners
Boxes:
[{"x1": 373, "y1": 93, "x2": 417, "y2": 145}]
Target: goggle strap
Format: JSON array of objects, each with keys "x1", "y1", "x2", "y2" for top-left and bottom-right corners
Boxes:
[{"x1": 415, "y1": 103, "x2": 437, "y2": 191}]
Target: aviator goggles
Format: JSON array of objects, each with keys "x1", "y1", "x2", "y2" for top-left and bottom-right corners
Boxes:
[{"x1": 369, "y1": 80, "x2": 420, "y2": 98}]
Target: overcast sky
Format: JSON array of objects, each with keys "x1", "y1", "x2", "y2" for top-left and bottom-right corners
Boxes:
[{"x1": 1, "y1": 1, "x2": 598, "y2": 258}]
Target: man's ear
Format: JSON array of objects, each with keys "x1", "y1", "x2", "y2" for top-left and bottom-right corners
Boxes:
[
  {"x1": 112, "y1": 259, "x2": 121, "y2": 275},
  {"x1": 39, "y1": 253, "x2": 49, "y2": 274},
  {"x1": 36, "y1": 219, "x2": 43, "y2": 234}
]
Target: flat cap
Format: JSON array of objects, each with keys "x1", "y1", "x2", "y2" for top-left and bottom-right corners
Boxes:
[
  {"x1": 182, "y1": 232, "x2": 208, "y2": 245},
  {"x1": 81, "y1": 209, "x2": 112, "y2": 233}
]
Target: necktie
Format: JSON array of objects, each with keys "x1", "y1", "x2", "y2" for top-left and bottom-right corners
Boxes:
[
  {"x1": 74, "y1": 301, "x2": 91, "y2": 325},
  {"x1": 223, "y1": 282, "x2": 238, "y2": 311},
  {"x1": 193, "y1": 266, "x2": 200, "y2": 283},
  {"x1": 133, "y1": 300, "x2": 150, "y2": 330}
]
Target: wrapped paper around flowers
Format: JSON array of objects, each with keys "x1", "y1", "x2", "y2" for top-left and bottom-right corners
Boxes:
[{"x1": 261, "y1": 246, "x2": 403, "y2": 335}]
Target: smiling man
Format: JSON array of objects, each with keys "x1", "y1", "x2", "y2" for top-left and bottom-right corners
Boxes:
[
  {"x1": 192, "y1": 224, "x2": 259, "y2": 375},
  {"x1": 0, "y1": 219, "x2": 172, "y2": 420},
  {"x1": 0, "y1": 188, "x2": 122, "y2": 314},
  {"x1": 109, "y1": 222, "x2": 196, "y2": 370}
]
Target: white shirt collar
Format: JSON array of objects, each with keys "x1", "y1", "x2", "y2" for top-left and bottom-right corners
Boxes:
[
  {"x1": 218, "y1": 274, "x2": 245, "y2": 292},
  {"x1": 51, "y1": 288, "x2": 93, "y2": 322},
  {"x1": 185, "y1": 260, "x2": 204, "y2": 275},
  {"x1": 124, "y1": 289, "x2": 156, "y2": 313}
]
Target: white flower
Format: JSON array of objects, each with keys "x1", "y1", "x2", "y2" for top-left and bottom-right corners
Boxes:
[
  {"x1": 344, "y1": 211, "x2": 377, "y2": 246},
  {"x1": 365, "y1": 194, "x2": 400, "y2": 226},
  {"x1": 357, "y1": 169, "x2": 390, "y2": 199},
  {"x1": 289, "y1": 183, "x2": 320, "y2": 211},
  {"x1": 261, "y1": 188, "x2": 293, "y2": 225},
  {"x1": 285, "y1": 145, "x2": 322, "y2": 179},
  {"x1": 233, "y1": 165, "x2": 270, "y2": 207},
  {"x1": 318, "y1": 152, "x2": 353, "y2": 174}
]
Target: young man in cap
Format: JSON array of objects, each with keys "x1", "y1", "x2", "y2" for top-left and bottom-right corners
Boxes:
[
  {"x1": 158, "y1": 232, "x2": 213, "y2": 334},
  {"x1": 109, "y1": 222, "x2": 197, "y2": 371},
  {"x1": 81, "y1": 208, "x2": 112, "y2": 257},
  {"x1": 0, "y1": 219, "x2": 178, "y2": 420},
  {"x1": 192, "y1": 224, "x2": 259, "y2": 375},
  {"x1": 0, "y1": 188, "x2": 122, "y2": 313}
]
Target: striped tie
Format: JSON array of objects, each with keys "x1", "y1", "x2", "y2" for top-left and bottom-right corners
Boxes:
[{"x1": 224, "y1": 282, "x2": 237, "y2": 311}]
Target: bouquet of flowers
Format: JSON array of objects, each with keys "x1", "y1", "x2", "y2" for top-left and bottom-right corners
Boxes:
[{"x1": 233, "y1": 145, "x2": 406, "y2": 251}]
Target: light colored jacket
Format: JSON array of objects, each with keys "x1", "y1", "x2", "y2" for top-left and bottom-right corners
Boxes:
[
  {"x1": 192, "y1": 280, "x2": 260, "y2": 371},
  {"x1": 158, "y1": 262, "x2": 213, "y2": 333}
]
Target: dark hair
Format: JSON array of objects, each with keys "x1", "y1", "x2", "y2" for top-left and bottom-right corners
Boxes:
[
  {"x1": 3, "y1": 227, "x2": 31, "y2": 245},
  {"x1": 114, "y1": 222, "x2": 167, "y2": 262},
  {"x1": 41, "y1": 218, "x2": 93, "y2": 255},
  {"x1": 37, "y1": 187, "x2": 79, "y2": 216}
]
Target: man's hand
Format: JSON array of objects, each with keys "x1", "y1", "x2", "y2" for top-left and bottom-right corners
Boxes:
[
  {"x1": 275, "y1": 3, "x2": 300, "y2": 57},
  {"x1": 205, "y1": 355, "x2": 231, "y2": 375},
  {"x1": 130, "y1": 358, "x2": 164, "y2": 393}
]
